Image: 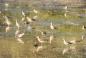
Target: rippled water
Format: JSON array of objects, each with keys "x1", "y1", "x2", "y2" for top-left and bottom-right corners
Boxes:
[{"x1": 0, "y1": 3, "x2": 86, "y2": 58}]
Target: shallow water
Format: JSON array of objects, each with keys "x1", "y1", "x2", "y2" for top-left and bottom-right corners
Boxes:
[{"x1": 0, "y1": 3, "x2": 86, "y2": 58}]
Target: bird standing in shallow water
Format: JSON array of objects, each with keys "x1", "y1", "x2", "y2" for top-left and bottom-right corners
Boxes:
[
  {"x1": 82, "y1": 25, "x2": 86, "y2": 30},
  {"x1": 49, "y1": 35, "x2": 54, "y2": 44},
  {"x1": 63, "y1": 38, "x2": 76, "y2": 46},
  {"x1": 36, "y1": 45, "x2": 44, "y2": 52},
  {"x1": 36, "y1": 36, "x2": 45, "y2": 43},
  {"x1": 16, "y1": 32, "x2": 24, "y2": 44},
  {"x1": 15, "y1": 29, "x2": 25, "y2": 44},
  {"x1": 62, "y1": 47, "x2": 69, "y2": 55},
  {"x1": 4, "y1": 16, "x2": 11, "y2": 32},
  {"x1": 26, "y1": 17, "x2": 33, "y2": 23},
  {"x1": 33, "y1": 9, "x2": 38, "y2": 14},
  {"x1": 5, "y1": 26, "x2": 10, "y2": 32},
  {"x1": 17, "y1": 38, "x2": 24, "y2": 44},
  {"x1": 22, "y1": 10, "x2": 25, "y2": 17},
  {"x1": 50, "y1": 22, "x2": 55, "y2": 30},
  {"x1": 64, "y1": 6, "x2": 68, "y2": 18},
  {"x1": 16, "y1": 20, "x2": 20, "y2": 29},
  {"x1": 31, "y1": 15, "x2": 38, "y2": 21},
  {"x1": 62, "y1": 45, "x2": 76, "y2": 55},
  {"x1": 4, "y1": 16, "x2": 11, "y2": 26}
]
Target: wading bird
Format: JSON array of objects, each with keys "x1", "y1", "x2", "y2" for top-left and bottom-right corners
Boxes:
[
  {"x1": 33, "y1": 9, "x2": 38, "y2": 14},
  {"x1": 5, "y1": 3, "x2": 9, "y2": 7},
  {"x1": 4, "y1": 16, "x2": 11, "y2": 26},
  {"x1": 49, "y1": 35, "x2": 54, "y2": 44},
  {"x1": 64, "y1": 6, "x2": 68, "y2": 18},
  {"x1": 26, "y1": 17, "x2": 33, "y2": 23},
  {"x1": 50, "y1": 22, "x2": 55, "y2": 30},
  {"x1": 64, "y1": 6, "x2": 67, "y2": 10},
  {"x1": 62, "y1": 45, "x2": 76, "y2": 55},
  {"x1": 82, "y1": 25, "x2": 86, "y2": 30},
  {"x1": 32, "y1": 15, "x2": 38, "y2": 21},
  {"x1": 16, "y1": 20, "x2": 20, "y2": 29},
  {"x1": 36, "y1": 36, "x2": 45, "y2": 43},
  {"x1": 15, "y1": 29, "x2": 20, "y2": 36},
  {"x1": 63, "y1": 39, "x2": 76, "y2": 45},
  {"x1": 22, "y1": 10, "x2": 25, "y2": 17},
  {"x1": 17, "y1": 38, "x2": 24, "y2": 44},
  {"x1": 21, "y1": 17, "x2": 25, "y2": 21},
  {"x1": 16, "y1": 33, "x2": 24, "y2": 44},
  {"x1": 5, "y1": 26, "x2": 10, "y2": 32},
  {"x1": 17, "y1": 33, "x2": 24, "y2": 38},
  {"x1": 36, "y1": 45, "x2": 43, "y2": 52},
  {"x1": 15, "y1": 29, "x2": 25, "y2": 44},
  {"x1": 81, "y1": 35, "x2": 84, "y2": 40},
  {"x1": 35, "y1": 29, "x2": 47, "y2": 36},
  {"x1": 64, "y1": 13, "x2": 67, "y2": 17},
  {"x1": 62, "y1": 47, "x2": 69, "y2": 55},
  {"x1": 4, "y1": 16, "x2": 11, "y2": 32}
]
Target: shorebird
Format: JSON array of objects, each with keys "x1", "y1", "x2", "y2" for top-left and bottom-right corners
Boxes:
[
  {"x1": 4, "y1": 16, "x2": 11, "y2": 26},
  {"x1": 64, "y1": 13, "x2": 67, "y2": 17},
  {"x1": 35, "y1": 29, "x2": 47, "y2": 36},
  {"x1": 32, "y1": 15, "x2": 38, "y2": 21},
  {"x1": 50, "y1": 22, "x2": 55, "y2": 30},
  {"x1": 81, "y1": 35, "x2": 84, "y2": 40},
  {"x1": 49, "y1": 35, "x2": 54, "y2": 44},
  {"x1": 5, "y1": 3, "x2": 9, "y2": 7},
  {"x1": 22, "y1": 10, "x2": 25, "y2": 17},
  {"x1": 33, "y1": 9, "x2": 38, "y2": 14},
  {"x1": 36, "y1": 45, "x2": 43, "y2": 52},
  {"x1": 15, "y1": 30, "x2": 25, "y2": 44},
  {"x1": 82, "y1": 25, "x2": 86, "y2": 30},
  {"x1": 21, "y1": 17, "x2": 25, "y2": 21},
  {"x1": 5, "y1": 26, "x2": 10, "y2": 32},
  {"x1": 16, "y1": 20, "x2": 20, "y2": 29},
  {"x1": 36, "y1": 36, "x2": 45, "y2": 43},
  {"x1": 63, "y1": 39, "x2": 76, "y2": 45},
  {"x1": 4, "y1": 16, "x2": 11, "y2": 32},
  {"x1": 15, "y1": 29, "x2": 20, "y2": 36},
  {"x1": 17, "y1": 33, "x2": 25, "y2": 38},
  {"x1": 62, "y1": 46, "x2": 76, "y2": 55},
  {"x1": 62, "y1": 47, "x2": 69, "y2": 55},
  {"x1": 26, "y1": 17, "x2": 33, "y2": 23},
  {"x1": 64, "y1": 6, "x2": 67, "y2": 10},
  {"x1": 64, "y1": 6, "x2": 68, "y2": 17},
  {"x1": 17, "y1": 38, "x2": 24, "y2": 44}
]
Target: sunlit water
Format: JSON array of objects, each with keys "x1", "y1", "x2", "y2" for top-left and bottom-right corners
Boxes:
[{"x1": 0, "y1": 3, "x2": 86, "y2": 58}]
